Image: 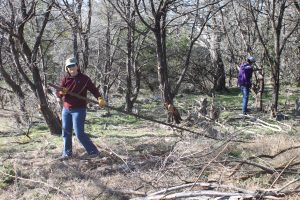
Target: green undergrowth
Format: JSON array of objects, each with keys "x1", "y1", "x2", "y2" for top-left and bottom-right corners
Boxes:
[
  {"x1": 1, "y1": 85, "x2": 300, "y2": 199},
  {"x1": 0, "y1": 84, "x2": 299, "y2": 159},
  {"x1": 0, "y1": 163, "x2": 15, "y2": 189},
  {"x1": 87, "y1": 112, "x2": 141, "y2": 126},
  {"x1": 0, "y1": 121, "x2": 62, "y2": 156},
  {"x1": 86, "y1": 110, "x2": 171, "y2": 138},
  {"x1": 0, "y1": 107, "x2": 172, "y2": 157}
]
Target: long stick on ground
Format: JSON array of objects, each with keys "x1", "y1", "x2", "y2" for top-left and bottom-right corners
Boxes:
[
  {"x1": 49, "y1": 83, "x2": 220, "y2": 140},
  {"x1": 0, "y1": 168, "x2": 73, "y2": 200}
]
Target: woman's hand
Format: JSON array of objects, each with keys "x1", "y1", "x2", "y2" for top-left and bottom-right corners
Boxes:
[
  {"x1": 59, "y1": 87, "x2": 68, "y2": 96},
  {"x1": 98, "y1": 97, "x2": 106, "y2": 108}
]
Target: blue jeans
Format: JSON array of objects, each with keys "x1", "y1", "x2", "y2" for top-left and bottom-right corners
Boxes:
[
  {"x1": 62, "y1": 107, "x2": 99, "y2": 157},
  {"x1": 240, "y1": 86, "x2": 250, "y2": 114}
]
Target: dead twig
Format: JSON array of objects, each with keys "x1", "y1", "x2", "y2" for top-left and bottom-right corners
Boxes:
[
  {"x1": 130, "y1": 182, "x2": 294, "y2": 200},
  {"x1": 147, "y1": 182, "x2": 252, "y2": 196},
  {"x1": 229, "y1": 145, "x2": 300, "y2": 177},
  {"x1": 0, "y1": 168, "x2": 73, "y2": 200},
  {"x1": 132, "y1": 190, "x2": 254, "y2": 200},
  {"x1": 269, "y1": 156, "x2": 297, "y2": 188},
  {"x1": 190, "y1": 143, "x2": 230, "y2": 190},
  {"x1": 278, "y1": 177, "x2": 300, "y2": 192},
  {"x1": 100, "y1": 146, "x2": 131, "y2": 171},
  {"x1": 242, "y1": 114, "x2": 283, "y2": 132}
]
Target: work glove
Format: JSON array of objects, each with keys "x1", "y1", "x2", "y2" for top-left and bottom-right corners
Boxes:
[
  {"x1": 98, "y1": 96, "x2": 106, "y2": 108},
  {"x1": 59, "y1": 87, "x2": 68, "y2": 96}
]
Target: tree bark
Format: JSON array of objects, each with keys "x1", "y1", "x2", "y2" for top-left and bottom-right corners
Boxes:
[
  {"x1": 247, "y1": 0, "x2": 298, "y2": 112},
  {"x1": 16, "y1": 1, "x2": 61, "y2": 135},
  {"x1": 125, "y1": 0, "x2": 133, "y2": 112},
  {"x1": 0, "y1": 41, "x2": 29, "y2": 124},
  {"x1": 210, "y1": 15, "x2": 226, "y2": 92},
  {"x1": 124, "y1": 0, "x2": 141, "y2": 112},
  {"x1": 32, "y1": 64, "x2": 61, "y2": 135}
]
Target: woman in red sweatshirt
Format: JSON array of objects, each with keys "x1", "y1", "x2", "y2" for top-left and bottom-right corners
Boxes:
[{"x1": 56, "y1": 57, "x2": 106, "y2": 159}]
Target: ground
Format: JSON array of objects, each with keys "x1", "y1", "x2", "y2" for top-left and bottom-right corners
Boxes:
[{"x1": 1, "y1": 87, "x2": 300, "y2": 200}]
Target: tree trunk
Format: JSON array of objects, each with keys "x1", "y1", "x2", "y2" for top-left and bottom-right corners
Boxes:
[
  {"x1": 154, "y1": 12, "x2": 172, "y2": 103},
  {"x1": 32, "y1": 64, "x2": 61, "y2": 135},
  {"x1": 125, "y1": 1, "x2": 133, "y2": 112},
  {"x1": 103, "y1": 12, "x2": 112, "y2": 100},
  {"x1": 0, "y1": 63, "x2": 29, "y2": 124},
  {"x1": 271, "y1": 63, "x2": 280, "y2": 112},
  {"x1": 156, "y1": 34, "x2": 172, "y2": 103},
  {"x1": 72, "y1": 27, "x2": 79, "y2": 63},
  {"x1": 18, "y1": 1, "x2": 61, "y2": 135},
  {"x1": 210, "y1": 17, "x2": 226, "y2": 92},
  {"x1": 213, "y1": 56, "x2": 226, "y2": 92},
  {"x1": 82, "y1": 0, "x2": 91, "y2": 71},
  {"x1": 257, "y1": 71, "x2": 264, "y2": 111},
  {"x1": 297, "y1": 46, "x2": 300, "y2": 86},
  {"x1": 0, "y1": 38, "x2": 29, "y2": 124}
]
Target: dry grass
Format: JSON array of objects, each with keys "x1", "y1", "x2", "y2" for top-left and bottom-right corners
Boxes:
[{"x1": 1, "y1": 102, "x2": 300, "y2": 200}]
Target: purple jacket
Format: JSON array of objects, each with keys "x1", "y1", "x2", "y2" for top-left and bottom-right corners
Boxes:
[
  {"x1": 238, "y1": 63, "x2": 253, "y2": 87},
  {"x1": 56, "y1": 72, "x2": 101, "y2": 109}
]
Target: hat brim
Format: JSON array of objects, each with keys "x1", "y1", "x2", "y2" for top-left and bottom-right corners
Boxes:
[{"x1": 65, "y1": 62, "x2": 77, "y2": 67}]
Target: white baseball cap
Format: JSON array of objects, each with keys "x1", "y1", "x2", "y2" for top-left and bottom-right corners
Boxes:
[{"x1": 65, "y1": 57, "x2": 77, "y2": 67}]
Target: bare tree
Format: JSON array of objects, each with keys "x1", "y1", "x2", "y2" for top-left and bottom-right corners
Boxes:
[
  {"x1": 0, "y1": 0, "x2": 61, "y2": 135},
  {"x1": 133, "y1": 0, "x2": 224, "y2": 104},
  {"x1": 247, "y1": 0, "x2": 299, "y2": 112},
  {"x1": 208, "y1": 9, "x2": 226, "y2": 92},
  {"x1": 230, "y1": 1, "x2": 265, "y2": 111},
  {"x1": 0, "y1": 36, "x2": 29, "y2": 125},
  {"x1": 108, "y1": 0, "x2": 151, "y2": 112},
  {"x1": 95, "y1": 1, "x2": 122, "y2": 103},
  {"x1": 55, "y1": 0, "x2": 92, "y2": 71},
  {"x1": 133, "y1": 0, "x2": 173, "y2": 103}
]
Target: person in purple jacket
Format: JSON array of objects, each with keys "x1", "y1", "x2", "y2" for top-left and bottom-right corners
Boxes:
[
  {"x1": 56, "y1": 57, "x2": 106, "y2": 159},
  {"x1": 237, "y1": 56, "x2": 256, "y2": 115}
]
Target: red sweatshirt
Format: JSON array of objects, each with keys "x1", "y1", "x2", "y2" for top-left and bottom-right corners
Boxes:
[{"x1": 56, "y1": 72, "x2": 101, "y2": 109}]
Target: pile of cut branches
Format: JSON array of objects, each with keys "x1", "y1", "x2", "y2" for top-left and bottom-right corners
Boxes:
[{"x1": 129, "y1": 182, "x2": 294, "y2": 199}]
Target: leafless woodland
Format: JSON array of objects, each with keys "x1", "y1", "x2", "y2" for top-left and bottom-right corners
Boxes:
[{"x1": 0, "y1": 0, "x2": 300, "y2": 199}]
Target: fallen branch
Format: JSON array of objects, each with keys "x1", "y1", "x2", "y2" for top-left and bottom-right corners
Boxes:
[
  {"x1": 147, "y1": 182, "x2": 252, "y2": 196},
  {"x1": 0, "y1": 86, "x2": 13, "y2": 93},
  {"x1": 129, "y1": 181, "x2": 298, "y2": 200},
  {"x1": 190, "y1": 143, "x2": 229, "y2": 190},
  {"x1": 229, "y1": 145, "x2": 300, "y2": 177},
  {"x1": 131, "y1": 190, "x2": 254, "y2": 200},
  {"x1": 99, "y1": 145, "x2": 132, "y2": 172},
  {"x1": 242, "y1": 114, "x2": 283, "y2": 132},
  {"x1": 49, "y1": 83, "x2": 248, "y2": 142},
  {"x1": 281, "y1": 189, "x2": 300, "y2": 195},
  {"x1": 0, "y1": 167, "x2": 73, "y2": 199},
  {"x1": 255, "y1": 146, "x2": 300, "y2": 159},
  {"x1": 269, "y1": 156, "x2": 297, "y2": 188},
  {"x1": 278, "y1": 177, "x2": 300, "y2": 192},
  {"x1": 250, "y1": 120, "x2": 282, "y2": 132},
  {"x1": 231, "y1": 158, "x2": 300, "y2": 181},
  {"x1": 274, "y1": 120, "x2": 292, "y2": 131}
]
